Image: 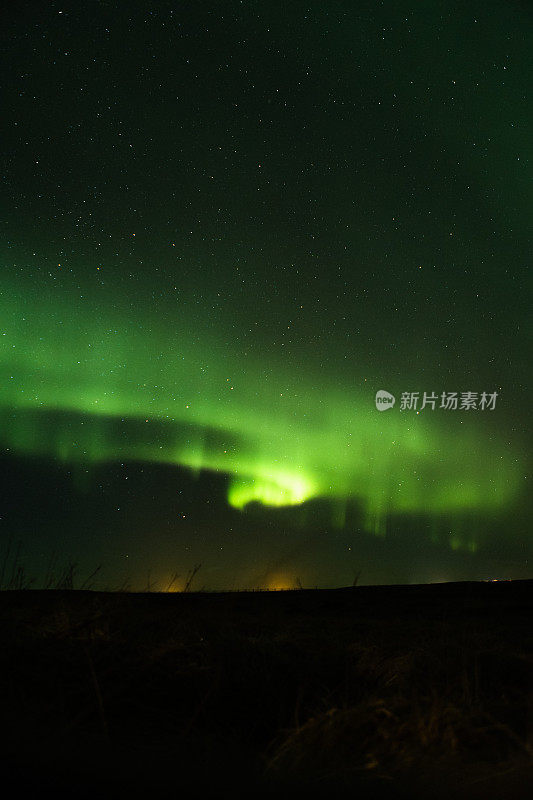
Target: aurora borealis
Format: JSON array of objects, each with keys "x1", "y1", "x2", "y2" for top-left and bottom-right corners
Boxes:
[{"x1": 1, "y1": 1, "x2": 531, "y2": 588}]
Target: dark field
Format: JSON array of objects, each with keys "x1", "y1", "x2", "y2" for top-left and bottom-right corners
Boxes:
[{"x1": 1, "y1": 581, "x2": 532, "y2": 798}]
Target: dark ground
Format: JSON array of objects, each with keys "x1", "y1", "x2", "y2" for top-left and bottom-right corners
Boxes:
[{"x1": 0, "y1": 580, "x2": 532, "y2": 798}]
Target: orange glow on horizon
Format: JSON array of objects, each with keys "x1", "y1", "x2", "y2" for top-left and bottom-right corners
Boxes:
[{"x1": 266, "y1": 574, "x2": 298, "y2": 591}]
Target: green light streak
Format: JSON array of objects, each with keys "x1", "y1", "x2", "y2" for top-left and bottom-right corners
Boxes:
[{"x1": 0, "y1": 280, "x2": 524, "y2": 548}]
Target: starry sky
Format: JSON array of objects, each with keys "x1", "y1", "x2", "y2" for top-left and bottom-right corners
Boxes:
[{"x1": 1, "y1": 1, "x2": 531, "y2": 590}]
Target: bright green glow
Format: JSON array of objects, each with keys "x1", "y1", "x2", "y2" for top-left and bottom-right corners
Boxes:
[
  {"x1": 0, "y1": 280, "x2": 524, "y2": 549},
  {"x1": 228, "y1": 472, "x2": 317, "y2": 510}
]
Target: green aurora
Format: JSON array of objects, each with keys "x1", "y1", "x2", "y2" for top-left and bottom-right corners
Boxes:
[{"x1": 1, "y1": 281, "x2": 524, "y2": 551}]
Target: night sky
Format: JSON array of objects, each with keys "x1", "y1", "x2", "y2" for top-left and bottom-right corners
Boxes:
[{"x1": 1, "y1": 1, "x2": 531, "y2": 590}]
